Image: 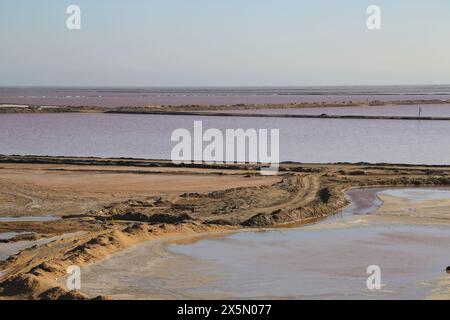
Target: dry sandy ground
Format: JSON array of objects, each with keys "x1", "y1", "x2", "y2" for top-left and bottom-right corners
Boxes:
[
  {"x1": 0, "y1": 157, "x2": 450, "y2": 299},
  {"x1": 0, "y1": 163, "x2": 278, "y2": 216}
]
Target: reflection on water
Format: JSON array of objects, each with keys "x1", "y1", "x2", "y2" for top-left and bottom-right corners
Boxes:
[{"x1": 81, "y1": 188, "x2": 450, "y2": 300}]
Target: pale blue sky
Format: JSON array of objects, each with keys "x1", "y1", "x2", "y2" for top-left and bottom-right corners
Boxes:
[{"x1": 0, "y1": 0, "x2": 449, "y2": 86}]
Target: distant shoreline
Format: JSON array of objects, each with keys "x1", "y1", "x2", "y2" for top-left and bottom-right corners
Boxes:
[
  {"x1": 1, "y1": 98, "x2": 450, "y2": 117},
  {"x1": 107, "y1": 110, "x2": 450, "y2": 121},
  {"x1": 3, "y1": 154, "x2": 450, "y2": 168}
]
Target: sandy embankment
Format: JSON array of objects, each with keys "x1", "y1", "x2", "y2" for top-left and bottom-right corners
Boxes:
[
  {"x1": 1, "y1": 156, "x2": 450, "y2": 299},
  {"x1": 1, "y1": 98, "x2": 450, "y2": 114}
]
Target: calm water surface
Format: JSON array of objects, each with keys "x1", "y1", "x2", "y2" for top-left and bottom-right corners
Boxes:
[{"x1": 1, "y1": 113, "x2": 450, "y2": 164}]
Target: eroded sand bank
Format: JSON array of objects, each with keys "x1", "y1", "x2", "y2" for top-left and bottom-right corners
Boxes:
[
  {"x1": 1, "y1": 156, "x2": 450, "y2": 299},
  {"x1": 80, "y1": 188, "x2": 450, "y2": 300}
]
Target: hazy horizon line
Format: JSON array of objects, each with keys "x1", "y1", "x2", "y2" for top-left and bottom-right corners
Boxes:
[{"x1": 1, "y1": 84, "x2": 450, "y2": 89}]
